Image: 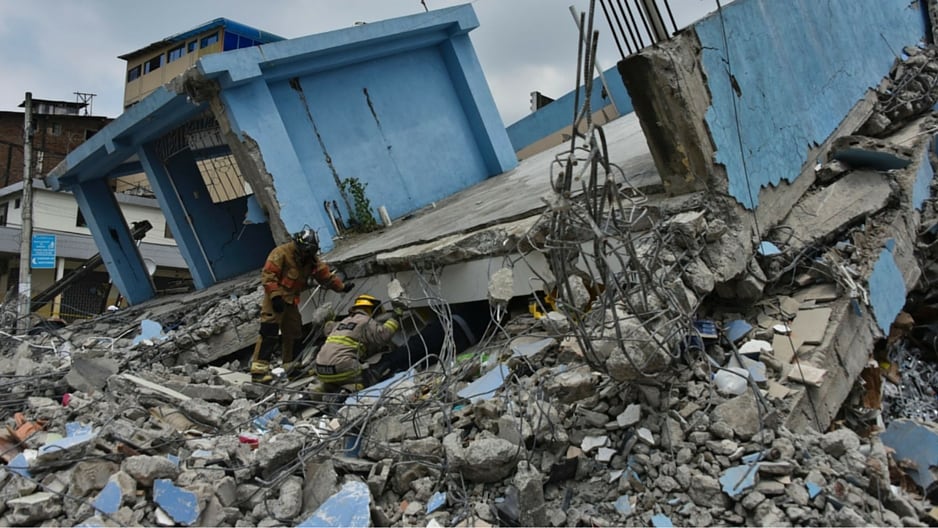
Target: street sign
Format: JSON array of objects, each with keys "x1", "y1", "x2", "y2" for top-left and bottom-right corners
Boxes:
[{"x1": 31, "y1": 234, "x2": 56, "y2": 269}]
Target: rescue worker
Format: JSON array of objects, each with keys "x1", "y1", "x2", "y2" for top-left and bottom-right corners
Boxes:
[
  {"x1": 251, "y1": 226, "x2": 354, "y2": 383},
  {"x1": 314, "y1": 294, "x2": 403, "y2": 393}
]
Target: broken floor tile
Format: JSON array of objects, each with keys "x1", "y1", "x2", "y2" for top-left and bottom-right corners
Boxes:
[
  {"x1": 806, "y1": 481, "x2": 822, "y2": 499},
  {"x1": 457, "y1": 364, "x2": 509, "y2": 403},
  {"x1": 427, "y1": 491, "x2": 447, "y2": 513},
  {"x1": 652, "y1": 513, "x2": 674, "y2": 527},
  {"x1": 511, "y1": 337, "x2": 556, "y2": 358},
  {"x1": 153, "y1": 479, "x2": 201, "y2": 526},
  {"x1": 298, "y1": 481, "x2": 372, "y2": 527},
  {"x1": 581, "y1": 435, "x2": 609, "y2": 453},
  {"x1": 758, "y1": 241, "x2": 781, "y2": 256},
  {"x1": 720, "y1": 463, "x2": 761, "y2": 497},
  {"x1": 346, "y1": 368, "x2": 417, "y2": 406},
  {"x1": 92, "y1": 481, "x2": 122, "y2": 516},
  {"x1": 9, "y1": 451, "x2": 33, "y2": 477},
  {"x1": 725, "y1": 320, "x2": 753, "y2": 343},
  {"x1": 36, "y1": 430, "x2": 95, "y2": 463}
]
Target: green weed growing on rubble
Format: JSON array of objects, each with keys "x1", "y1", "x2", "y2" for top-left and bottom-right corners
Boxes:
[{"x1": 339, "y1": 177, "x2": 378, "y2": 233}]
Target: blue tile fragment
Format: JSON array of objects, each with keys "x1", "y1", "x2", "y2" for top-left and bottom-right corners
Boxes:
[
  {"x1": 66, "y1": 422, "x2": 93, "y2": 437},
  {"x1": 457, "y1": 364, "x2": 509, "y2": 403},
  {"x1": 346, "y1": 369, "x2": 416, "y2": 405},
  {"x1": 725, "y1": 320, "x2": 752, "y2": 343},
  {"x1": 694, "y1": 320, "x2": 718, "y2": 340},
  {"x1": 614, "y1": 495, "x2": 632, "y2": 515},
  {"x1": 153, "y1": 479, "x2": 201, "y2": 526},
  {"x1": 758, "y1": 241, "x2": 781, "y2": 256},
  {"x1": 720, "y1": 463, "x2": 760, "y2": 497},
  {"x1": 93, "y1": 481, "x2": 122, "y2": 515},
  {"x1": 806, "y1": 481, "x2": 822, "y2": 499},
  {"x1": 8, "y1": 453, "x2": 31, "y2": 477},
  {"x1": 167, "y1": 454, "x2": 180, "y2": 467},
  {"x1": 427, "y1": 491, "x2": 446, "y2": 513},
  {"x1": 38, "y1": 431, "x2": 95, "y2": 461},
  {"x1": 652, "y1": 513, "x2": 675, "y2": 527},
  {"x1": 298, "y1": 481, "x2": 371, "y2": 527}
]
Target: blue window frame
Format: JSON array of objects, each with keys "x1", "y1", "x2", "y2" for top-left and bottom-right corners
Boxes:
[
  {"x1": 223, "y1": 32, "x2": 239, "y2": 51},
  {"x1": 127, "y1": 65, "x2": 141, "y2": 82},
  {"x1": 167, "y1": 44, "x2": 185, "y2": 63},
  {"x1": 187, "y1": 40, "x2": 197, "y2": 53},
  {"x1": 200, "y1": 33, "x2": 219, "y2": 48}
]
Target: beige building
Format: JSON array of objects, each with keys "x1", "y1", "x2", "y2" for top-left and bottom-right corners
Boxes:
[{"x1": 119, "y1": 18, "x2": 283, "y2": 109}]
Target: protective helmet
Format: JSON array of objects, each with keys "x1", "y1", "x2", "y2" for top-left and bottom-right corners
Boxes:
[
  {"x1": 292, "y1": 226, "x2": 319, "y2": 256},
  {"x1": 351, "y1": 294, "x2": 381, "y2": 313}
]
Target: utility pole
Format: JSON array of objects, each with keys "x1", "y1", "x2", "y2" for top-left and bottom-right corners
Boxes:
[{"x1": 16, "y1": 92, "x2": 34, "y2": 334}]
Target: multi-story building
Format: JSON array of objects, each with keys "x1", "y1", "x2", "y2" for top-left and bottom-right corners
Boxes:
[{"x1": 120, "y1": 18, "x2": 284, "y2": 109}]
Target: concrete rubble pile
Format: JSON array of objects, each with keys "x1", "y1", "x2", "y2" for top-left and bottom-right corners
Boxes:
[{"x1": 5, "y1": 43, "x2": 938, "y2": 528}]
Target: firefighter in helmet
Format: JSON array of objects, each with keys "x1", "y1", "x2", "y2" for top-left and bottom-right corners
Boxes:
[
  {"x1": 251, "y1": 226, "x2": 353, "y2": 383},
  {"x1": 314, "y1": 294, "x2": 402, "y2": 393}
]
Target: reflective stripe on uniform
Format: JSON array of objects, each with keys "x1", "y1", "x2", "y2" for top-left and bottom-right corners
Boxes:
[
  {"x1": 383, "y1": 319, "x2": 399, "y2": 332},
  {"x1": 325, "y1": 334, "x2": 365, "y2": 353},
  {"x1": 315, "y1": 364, "x2": 360, "y2": 383}
]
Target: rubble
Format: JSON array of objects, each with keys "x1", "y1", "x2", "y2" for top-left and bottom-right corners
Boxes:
[{"x1": 3, "y1": 13, "x2": 938, "y2": 528}]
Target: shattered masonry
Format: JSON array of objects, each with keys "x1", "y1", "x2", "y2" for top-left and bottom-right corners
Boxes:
[{"x1": 6, "y1": 2, "x2": 938, "y2": 528}]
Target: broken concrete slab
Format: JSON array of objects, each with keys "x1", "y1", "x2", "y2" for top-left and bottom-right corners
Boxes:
[{"x1": 779, "y1": 170, "x2": 893, "y2": 251}]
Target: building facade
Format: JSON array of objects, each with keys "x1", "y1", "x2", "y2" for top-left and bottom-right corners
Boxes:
[{"x1": 120, "y1": 18, "x2": 284, "y2": 109}]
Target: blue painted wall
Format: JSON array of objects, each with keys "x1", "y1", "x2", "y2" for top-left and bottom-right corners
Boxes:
[
  {"x1": 270, "y1": 45, "x2": 490, "y2": 224},
  {"x1": 697, "y1": 0, "x2": 925, "y2": 209},
  {"x1": 506, "y1": 65, "x2": 633, "y2": 153}
]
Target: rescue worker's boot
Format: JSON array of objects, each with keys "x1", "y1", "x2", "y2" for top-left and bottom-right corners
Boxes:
[
  {"x1": 281, "y1": 338, "x2": 303, "y2": 380},
  {"x1": 250, "y1": 336, "x2": 278, "y2": 383}
]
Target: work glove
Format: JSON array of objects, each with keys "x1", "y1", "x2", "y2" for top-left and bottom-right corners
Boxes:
[
  {"x1": 342, "y1": 282, "x2": 355, "y2": 293},
  {"x1": 271, "y1": 296, "x2": 286, "y2": 313},
  {"x1": 393, "y1": 306, "x2": 405, "y2": 318}
]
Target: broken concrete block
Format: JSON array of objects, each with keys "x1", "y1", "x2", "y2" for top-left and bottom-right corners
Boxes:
[
  {"x1": 543, "y1": 365, "x2": 596, "y2": 403},
  {"x1": 513, "y1": 461, "x2": 546, "y2": 526},
  {"x1": 367, "y1": 458, "x2": 392, "y2": 497},
  {"x1": 65, "y1": 356, "x2": 119, "y2": 392},
  {"x1": 255, "y1": 432, "x2": 305, "y2": 480},
  {"x1": 686, "y1": 472, "x2": 726, "y2": 508},
  {"x1": 302, "y1": 459, "x2": 339, "y2": 515},
  {"x1": 487, "y1": 267, "x2": 514, "y2": 305},
  {"x1": 180, "y1": 398, "x2": 227, "y2": 428},
  {"x1": 616, "y1": 403, "x2": 642, "y2": 428},
  {"x1": 6, "y1": 492, "x2": 63, "y2": 524},
  {"x1": 153, "y1": 479, "x2": 201, "y2": 526},
  {"x1": 298, "y1": 481, "x2": 372, "y2": 527},
  {"x1": 443, "y1": 432, "x2": 520, "y2": 483},
  {"x1": 122, "y1": 455, "x2": 180, "y2": 487},
  {"x1": 595, "y1": 317, "x2": 671, "y2": 381},
  {"x1": 69, "y1": 460, "x2": 119, "y2": 498},
  {"x1": 711, "y1": 392, "x2": 760, "y2": 440},
  {"x1": 36, "y1": 429, "x2": 96, "y2": 464},
  {"x1": 269, "y1": 476, "x2": 303, "y2": 519},
  {"x1": 668, "y1": 210, "x2": 708, "y2": 250}
]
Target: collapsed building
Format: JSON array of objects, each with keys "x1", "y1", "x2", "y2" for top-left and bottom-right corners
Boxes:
[{"x1": 4, "y1": 0, "x2": 938, "y2": 526}]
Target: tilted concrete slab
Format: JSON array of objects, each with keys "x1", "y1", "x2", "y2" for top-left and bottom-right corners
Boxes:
[{"x1": 325, "y1": 112, "x2": 659, "y2": 268}]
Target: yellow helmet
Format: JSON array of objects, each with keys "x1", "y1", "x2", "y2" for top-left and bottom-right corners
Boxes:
[{"x1": 351, "y1": 294, "x2": 381, "y2": 313}]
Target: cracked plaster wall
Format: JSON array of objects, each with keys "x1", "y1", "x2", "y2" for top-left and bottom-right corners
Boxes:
[{"x1": 695, "y1": 0, "x2": 925, "y2": 209}]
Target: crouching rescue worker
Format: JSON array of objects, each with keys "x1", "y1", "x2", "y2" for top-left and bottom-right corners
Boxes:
[
  {"x1": 251, "y1": 226, "x2": 354, "y2": 383},
  {"x1": 314, "y1": 294, "x2": 402, "y2": 393}
]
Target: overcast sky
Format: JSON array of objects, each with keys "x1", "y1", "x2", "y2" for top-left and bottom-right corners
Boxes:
[{"x1": 0, "y1": 0, "x2": 723, "y2": 125}]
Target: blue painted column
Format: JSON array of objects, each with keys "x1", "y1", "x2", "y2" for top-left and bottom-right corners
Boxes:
[
  {"x1": 440, "y1": 35, "x2": 518, "y2": 175},
  {"x1": 72, "y1": 179, "x2": 154, "y2": 304},
  {"x1": 137, "y1": 143, "x2": 215, "y2": 289},
  {"x1": 216, "y1": 77, "x2": 336, "y2": 251}
]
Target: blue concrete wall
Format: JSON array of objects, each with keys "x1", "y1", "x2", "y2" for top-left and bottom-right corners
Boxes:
[
  {"x1": 506, "y1": 65, "x2": 633, "y2": 153},
  {"x1": 697, "y1": 0, "x2": 925, "y2": 209},
  {"x1": 270, "y1": 45, "x2": 490, "y2": 225}
]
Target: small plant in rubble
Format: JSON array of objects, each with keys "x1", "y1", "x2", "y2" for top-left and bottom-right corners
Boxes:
[{"x1": 339, "y1": 177, "x2": 378, "y2": 233}]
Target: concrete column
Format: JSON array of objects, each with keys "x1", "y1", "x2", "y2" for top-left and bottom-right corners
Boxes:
[
  {"x1": 71, "y1": 179, "x2": 154, "y2": 305},
  {"x1": 137, "y1": 142, "x2": 216, "y2": 289},
  {"x1": 439, "y1": 35, "x2": 519, "y2": 175}
]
